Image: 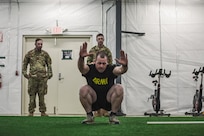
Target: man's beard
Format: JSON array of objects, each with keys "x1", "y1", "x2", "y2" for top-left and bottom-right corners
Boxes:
[{"x1": 36, "y1": 47, "x2": 42, "y2": 51}]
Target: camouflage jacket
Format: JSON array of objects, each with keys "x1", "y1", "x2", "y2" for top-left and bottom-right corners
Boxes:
[
  {"x1": 87, "y1": 45, "x2": 113, "y2": 64},
  {"x1": 22, "y1": 48, "x2": 53, "y2": 79}
]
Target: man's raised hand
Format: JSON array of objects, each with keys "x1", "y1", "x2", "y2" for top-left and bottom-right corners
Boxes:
[
  {"x1": 115, "y1": 50, "x2": 128, "y2": 66},
  {"x1": 79, "y1": 42, "x2": 93, "y2": 58}
]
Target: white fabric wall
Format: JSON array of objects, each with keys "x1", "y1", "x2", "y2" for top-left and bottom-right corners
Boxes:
[
  {"x1": 121, "y1": 0, "x2": 204, "y2": 115},
  {"x1": 0, "y1": 0, "x2": 204, "y2": 116},
  {"x1": 0, "y1": 0, "x2": 115, "y2": 115}
]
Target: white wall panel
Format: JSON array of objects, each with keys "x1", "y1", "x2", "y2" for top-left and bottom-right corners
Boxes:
[
  {"x1": 122, "y1": 0, "x2": 204, "y2": 115},
  {"x1": 1, "y1": 0, "x2": 204, "y2": 116}
]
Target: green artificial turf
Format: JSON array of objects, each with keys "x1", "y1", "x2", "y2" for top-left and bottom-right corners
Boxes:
[{"x1": 0, "y1": 116, "x2": 203, "y2": 136}]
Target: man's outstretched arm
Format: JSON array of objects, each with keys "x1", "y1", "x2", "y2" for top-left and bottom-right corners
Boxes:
[{"x1": 78, "y1": 42, "x2": 90, "y2": 74}]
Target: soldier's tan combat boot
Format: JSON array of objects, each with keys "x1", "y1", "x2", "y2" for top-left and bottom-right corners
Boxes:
[
  {"x1": 28, "y1": 112, "x2": 34, "y2": 116},
  {"x1": 41, "y1": 112, "x2": 48, "y2": 116}
]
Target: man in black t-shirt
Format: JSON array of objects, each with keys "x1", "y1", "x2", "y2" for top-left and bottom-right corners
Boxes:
[{"x1": 78, "y1": 42, "x2": 128, "y2": 124}]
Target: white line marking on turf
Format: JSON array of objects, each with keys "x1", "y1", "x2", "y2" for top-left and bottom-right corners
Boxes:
[{"x1": 147, "y1": 121, "x2": 204, "y2": 124}]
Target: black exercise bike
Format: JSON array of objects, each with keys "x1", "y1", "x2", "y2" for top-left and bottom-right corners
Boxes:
[
  {"x1": 185, "y1": 67, "x2": 204, "y2": 116},
  {"x1": 144, "y1": 69, "x2": 171, "y2": 117}
]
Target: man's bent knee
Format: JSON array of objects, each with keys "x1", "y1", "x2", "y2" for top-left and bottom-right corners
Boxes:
[
  {"x1": 79, "y1": 85, "x2": 90, "y2": 96},
  {"x1": 113, "y1": 84, "x2": 124, "y2": 95}
]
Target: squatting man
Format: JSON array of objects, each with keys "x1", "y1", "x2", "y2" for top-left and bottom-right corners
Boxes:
[{"x1": 78, "y1": 42, "x2": 128, "y2": 124}]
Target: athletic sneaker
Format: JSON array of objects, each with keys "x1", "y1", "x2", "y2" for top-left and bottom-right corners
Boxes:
[
  {"x1": 109, "y1": 115, "x2": 120, "y2": 124},
  {"x1": 81, "y1": 115, "x2": 94, "y2": 124}
]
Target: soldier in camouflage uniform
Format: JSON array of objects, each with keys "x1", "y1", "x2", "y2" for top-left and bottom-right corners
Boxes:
[
  {"x1": 22, "y1": 38, "x2": 53, "y2": 116},
  {"x1": 87, "y1": 33, "x2": 112, "y2": 65},
  {"x1": 87, "y1": 33, "x2": 112, "y2": 117}
]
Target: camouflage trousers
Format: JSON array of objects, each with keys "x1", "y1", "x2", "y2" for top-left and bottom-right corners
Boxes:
[{"x1": 28, "y1": 77, "x2": 48, "y2": 113}]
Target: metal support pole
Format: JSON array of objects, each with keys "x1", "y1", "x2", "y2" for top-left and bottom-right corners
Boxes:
[{"x1": 116, "y1": 0, "x2": 121, "y2": 83}]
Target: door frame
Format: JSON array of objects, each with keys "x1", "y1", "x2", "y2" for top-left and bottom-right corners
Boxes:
[{"x1": 21, "y1": 34, "x2": 94, "y2": 115}]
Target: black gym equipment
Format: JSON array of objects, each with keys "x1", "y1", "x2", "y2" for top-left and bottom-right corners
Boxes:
[
  {"x1": 185, "y1": 67, "x2": 204, "y2": 116},
  {"x1": 144, "y1": 68, "x2": 171, "y2": 117}
]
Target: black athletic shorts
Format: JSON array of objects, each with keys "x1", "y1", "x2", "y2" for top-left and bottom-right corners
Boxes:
[{"x1": 92, "y1": 91, "x2": 111, "y2": 111}]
